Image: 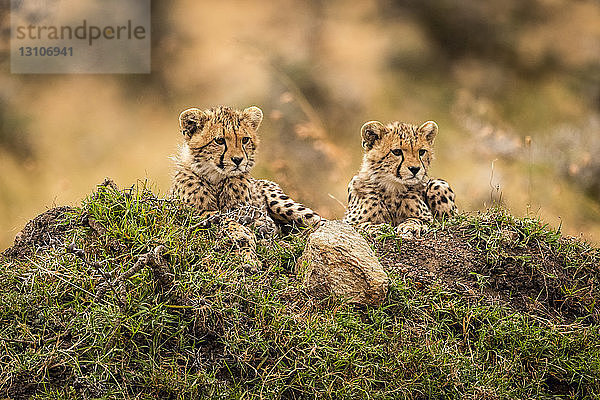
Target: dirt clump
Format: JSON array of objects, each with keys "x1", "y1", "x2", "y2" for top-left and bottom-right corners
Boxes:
[
  {"x1": 2, "y1": 206, "x2": 77, "y2": 259},
  {"x1": 372, "y1": 227, "x2": 599, "y2": 323}
]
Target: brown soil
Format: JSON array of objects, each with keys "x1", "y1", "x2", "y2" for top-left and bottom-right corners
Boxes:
[
  {"x1": 2, "y1": 206, "x2": 77, "y2": 260},
  {"x1": 372, "y1": 227, "x2": 598, "y2": 323}
]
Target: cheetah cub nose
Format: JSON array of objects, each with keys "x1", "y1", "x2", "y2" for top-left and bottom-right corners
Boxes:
[
  {"x1": 408, "y1": 166, "x2": 420, "y2": 176},
  {"x1": 231, "y1": 157, "x2": 243, "y2": 166}
]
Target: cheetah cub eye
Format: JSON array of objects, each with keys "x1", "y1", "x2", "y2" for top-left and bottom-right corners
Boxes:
[
  {"x1": 215, "y1": 137, "x2": 226, "y2": 145},
  {"x1": 241, "y1": 137, "x2": 251, "y2": 145},
  {"x1": 391, "y1": 149, "x2": 403, "y2": 156},
  {"x1": 418, "y1": 149, "x2": 426, "y2": 157}
]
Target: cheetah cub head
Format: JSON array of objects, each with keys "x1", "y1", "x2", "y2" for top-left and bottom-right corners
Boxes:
[
  {"x1": 178, "y1": 106, "x2": 263, "y2": 177},
  {"x1": 360, "y1": 120, "x2": 438, "y2": 186}
]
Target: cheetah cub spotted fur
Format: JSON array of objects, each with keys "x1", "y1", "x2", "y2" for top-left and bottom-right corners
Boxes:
[
  {"x1": 344, "y1": 120, "x2": 456, "y2": 238},
  {"x1": 171, "y1": 106, "x2": 323, "y2": 268}
]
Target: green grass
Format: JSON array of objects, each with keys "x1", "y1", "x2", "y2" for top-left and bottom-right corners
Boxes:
[{"x1": 1, "y1": 182, "x2": 599, "y2": 399}]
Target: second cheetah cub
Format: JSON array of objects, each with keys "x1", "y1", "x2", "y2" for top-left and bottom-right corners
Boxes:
[{"x1": 344, "y1": 120, "x2": 456, "y2": 238}]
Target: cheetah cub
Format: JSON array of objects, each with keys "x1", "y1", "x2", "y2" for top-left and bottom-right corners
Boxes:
[
  {"x1": 171, "y1": 105, "x2": 322, "y2": 236},
  {"x1": 344, "y1": 120, "x2": 456, "y2": 238}
]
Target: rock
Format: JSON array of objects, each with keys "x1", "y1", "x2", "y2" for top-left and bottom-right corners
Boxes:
[{"x1": 296, "y1": 220, "x2": 389, "y2": 306}]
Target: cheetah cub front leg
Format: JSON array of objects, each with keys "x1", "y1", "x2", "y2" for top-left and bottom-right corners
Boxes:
[
  {"x1": 395, "y1": 179, "x2": 456, "y2": 238},
  {"x1": 426, "y1": 179, "x2": 457, "y2": 217}
]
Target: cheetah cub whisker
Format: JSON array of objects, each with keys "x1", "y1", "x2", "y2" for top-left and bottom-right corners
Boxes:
[
  {"x1": 343, "y1": 119, "x2": 456, "y2": 238},
  {"x1": 170, "y1": 106, "x2": 324, "y2": 268}
]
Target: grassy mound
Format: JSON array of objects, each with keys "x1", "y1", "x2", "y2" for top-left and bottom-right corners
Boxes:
[{"x1": 1, "y1": 182, "x2": 599, "y2": 399}]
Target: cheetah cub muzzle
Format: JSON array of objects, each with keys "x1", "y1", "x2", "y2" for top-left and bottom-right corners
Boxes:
[{"x1": 344, "y1": 119, "x2": 456, "y2": 238}]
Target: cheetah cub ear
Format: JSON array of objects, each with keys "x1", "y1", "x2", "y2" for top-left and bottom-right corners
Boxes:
[
  {"x1": 243, "y1": 106, "x2": 263, "y2": 131},
  {"x1": 360, "y1": 121, "x2": 386, "y2": 150},
  {"x1": 179, "y1": 108, "x2": 207, "y2": 138},
  {"x1": 418, "y1": 121, "x2": 438, "y2": 144}
]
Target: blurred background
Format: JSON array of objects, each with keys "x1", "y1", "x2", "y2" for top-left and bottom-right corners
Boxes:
[{"x1": 1, "y1": 0, "x2": 600, "y2": 249}]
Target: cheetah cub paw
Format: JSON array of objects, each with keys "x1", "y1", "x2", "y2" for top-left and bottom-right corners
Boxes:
[
  {"x1": 254, "y1": 217, "x2": 279, "y2": 239},
  {"x1": 395, "y1": 219, "x2": 427, "y2": 239}
]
